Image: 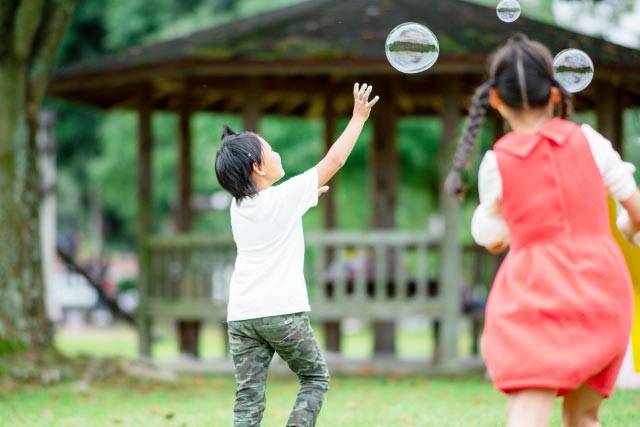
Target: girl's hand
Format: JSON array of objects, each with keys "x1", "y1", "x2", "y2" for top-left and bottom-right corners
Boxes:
[
  {"x1": 617, "y1": 210, "x2": 640, "y2": 247},
  {"x1": 486, "y1": 239, "x2": 508, "y2": 254},
  {"x1": 352, "y1": 82, "x2": 379, "y2": 121}
]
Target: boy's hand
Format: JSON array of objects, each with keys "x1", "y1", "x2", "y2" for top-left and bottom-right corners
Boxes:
[{"x1": 352, "y1": 82, "x2": 379, "y2": 121}]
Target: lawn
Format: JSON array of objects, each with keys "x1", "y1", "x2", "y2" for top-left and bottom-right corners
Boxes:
[
  {"x1": 1, "y1": 322, "x2": 637, "y2": 426},
  {"x1": 2, "y1": 374, "x2": 640, "y2": 427}
]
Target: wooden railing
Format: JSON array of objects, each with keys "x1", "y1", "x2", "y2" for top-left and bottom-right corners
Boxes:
[
  {"x1": 142, "y1": 235, "x2": 235, "y2": 320},
  {"x1": 137, "y1": 231, "x2": 502, "y2": 358},
  {"x1": 305, "y1": 231, "x2": 440, "y2": 319}
]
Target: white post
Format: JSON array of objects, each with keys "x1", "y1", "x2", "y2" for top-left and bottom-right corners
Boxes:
[{"x1": 38, "y1": 110, "x2": 61, "y2": 322}]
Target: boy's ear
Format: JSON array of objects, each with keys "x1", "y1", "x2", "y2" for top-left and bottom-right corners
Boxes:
[
  {"x1": 489, "y1": 88, "x2": 502, "y2": 110},
  {"x1": 252, "y1": 162, "x2": 264, "y2": 175}
]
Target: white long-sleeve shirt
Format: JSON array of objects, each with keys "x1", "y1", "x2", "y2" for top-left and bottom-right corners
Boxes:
[{"x1": 471, "y1": 124, "x2": 638, "y2": 248}]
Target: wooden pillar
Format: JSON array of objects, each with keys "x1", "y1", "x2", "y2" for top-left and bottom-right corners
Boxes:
[
  {"x1": 436, "y1": 75, "x2": 462, "y2": 366},
  {"x1": 323, "y1": 93, "x2": 337, "y2": 229},
  {"x1": 176, "y1": 93, "x2": 200, "y2": 358},
  {"x1": 370, "y1": 78, "x2": 399, "y2": 355},
  {"x1": 177, "y1": 96, "x2": 193, "y2": 232},
  {"x1": 243, "y1": 78, "x2": 261, "y2": 132},
  {"x1": 370, "y1": 82, "x2": 398, "y2": 229},
  {"x1": 596, "y1": 81, "x2": 624, "y2": 155},
  {"x1": 137, "y1": 89, "x2": 153, "y2": 358},
  {"x1": 322, "y1": 92, "x2": 341, "y2": 352}
]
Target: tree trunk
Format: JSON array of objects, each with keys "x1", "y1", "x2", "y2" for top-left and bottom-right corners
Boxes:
[
  {"x1": 0, "y1": 61, "x2": 51, "y2": 350},
  {"x1": 0, "y1": 0, "x2": 78, "y2": 353}
]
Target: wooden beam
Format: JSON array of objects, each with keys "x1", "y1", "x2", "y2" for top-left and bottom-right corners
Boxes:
[
  {"x1": 436, "y1": 75, "x2": 462, "y2": 366},
  {"x1": 48, "y1": 59, "x2": 490, "y2": 94},
  {"x1": 242, "y1": 78, "x2": 261, "y2": 132}
]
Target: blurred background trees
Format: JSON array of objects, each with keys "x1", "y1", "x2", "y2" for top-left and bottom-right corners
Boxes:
[
  {"x1": 50, "y1": 0, "x2": 640, "y2": 253},
  {"x1": 0, "y1": 0, "x2": 637, "y2": 357}
]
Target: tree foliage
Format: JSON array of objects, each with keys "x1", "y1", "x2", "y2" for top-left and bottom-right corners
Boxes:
[{"x1": 53, "y1": 0, "x2": 640, "y2": 252}]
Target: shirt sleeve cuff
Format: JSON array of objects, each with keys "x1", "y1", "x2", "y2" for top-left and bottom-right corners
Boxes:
[
  {"x1": 608, "y1": 164, "x2": 637, "y2": 201},
  {"x1": 471, "y1": 204, "x2": 510, "y2": 247},
  {"x1": 309, "y1": 167, "x2": 319, "y2": 207}
]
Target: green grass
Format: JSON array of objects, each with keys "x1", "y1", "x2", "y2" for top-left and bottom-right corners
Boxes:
[
  {"x1": 2, "y1": 374, "x2": 640, "y2": 427},
  {"x1": 4, "y1": 324, "x2": 640, "y2": 426}
]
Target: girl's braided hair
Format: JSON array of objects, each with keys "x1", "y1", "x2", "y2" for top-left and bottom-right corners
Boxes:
[{"x1": 445, "y1": 34, "x2": 572, "y2": 197}]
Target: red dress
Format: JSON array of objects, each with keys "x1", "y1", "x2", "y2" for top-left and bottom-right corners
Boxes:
[{"x1": 481, "y1": 118, "x2": 633, "y2": 397}]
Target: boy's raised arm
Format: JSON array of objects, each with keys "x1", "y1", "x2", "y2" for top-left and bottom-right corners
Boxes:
[{"x1": 315, "y1": 82, "x2": 379, "y2": 187}]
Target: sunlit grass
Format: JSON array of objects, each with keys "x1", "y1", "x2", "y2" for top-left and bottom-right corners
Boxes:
[{"x1": 2, "y1": 374, "x2": 640, "y2": 427}]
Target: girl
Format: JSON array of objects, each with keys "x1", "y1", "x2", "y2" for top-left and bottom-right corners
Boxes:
[{"x1": 446, "y1": 34, "x2": 640, "y2": 427}]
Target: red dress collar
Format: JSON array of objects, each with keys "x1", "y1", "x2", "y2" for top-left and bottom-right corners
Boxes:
[{"x1": 494, "y1": 118, "x2": 578, "y2": 158}]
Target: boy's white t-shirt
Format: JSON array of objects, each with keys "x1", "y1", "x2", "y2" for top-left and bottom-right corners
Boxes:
[{"x1": 227, "y1": 168, "x2": 319, "y2": 321}]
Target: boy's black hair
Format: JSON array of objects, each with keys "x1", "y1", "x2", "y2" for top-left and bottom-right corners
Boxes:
[
  {"x1": 215, "y1": 125, "x2": 263, "y2": 203},
  {"x1": 445, "y1": 34, "x2": 573, "y2": 197}
]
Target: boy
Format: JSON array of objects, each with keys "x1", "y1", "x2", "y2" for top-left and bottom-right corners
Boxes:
[{"x1": 215, "y1": 83, "x2": 378, "y2": 427}]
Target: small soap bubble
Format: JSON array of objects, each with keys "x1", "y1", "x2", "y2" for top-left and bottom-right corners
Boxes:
[
  {"x1": 553, "y1": 49, "x2": 594, "y2": 93},
  {"x1": 496, "y1": 0, "x2": 521, "y2": 23},
  {"x1": 385, "y1": 22, "x2": 439, "y2": 74}
]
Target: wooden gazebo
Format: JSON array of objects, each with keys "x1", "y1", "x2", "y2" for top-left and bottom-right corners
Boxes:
[{"x1": 49, "y1": 0, "x2": 640, "y2": 368}]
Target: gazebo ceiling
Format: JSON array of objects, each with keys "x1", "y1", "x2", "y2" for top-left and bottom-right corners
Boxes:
[{"x1": 49, "y1": 0, "x2": 640, "y2": 115}]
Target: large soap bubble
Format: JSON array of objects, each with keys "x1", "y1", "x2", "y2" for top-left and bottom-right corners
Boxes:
[
  {"x1": 496, "y1": 0, "x2": 521, "y2": 23},
  {"x1": 385, "y1": 22, "x2": 439, "y2": 74},
  {"x1": 553, "y1": 49, "x2": 594, "y2": 93}
]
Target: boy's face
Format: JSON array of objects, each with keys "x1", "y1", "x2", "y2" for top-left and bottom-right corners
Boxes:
[{"x1": 258, "y1": 137, "x2": 285, "y2": 183}]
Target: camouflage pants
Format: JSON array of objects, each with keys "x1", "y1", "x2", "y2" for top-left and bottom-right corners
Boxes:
[{"x1": 228, "y1": 312, "x2": 330, "y2": 427}]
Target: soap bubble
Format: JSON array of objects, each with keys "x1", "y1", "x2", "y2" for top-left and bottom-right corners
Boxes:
[
  {"x1": 553, "y1": 49, "x2": 594, "y2": 93},
  {"x1": 496, "y1": 0, "x2": 521, "y2": 23},
  {"x1": 385, "y1": 22, "x2": 439, "y2": 74}
]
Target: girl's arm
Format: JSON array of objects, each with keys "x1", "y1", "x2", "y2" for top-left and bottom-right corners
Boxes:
[
  {"x1": 581, "y1": 124, "x2": 640, "y2": 245},
  {"x1": 471, "y1": 151, "x2": 510, "y2": 252},
  {"x1": 316, "y1": 83, "x2": 379, "y2": 187},
  {"x1": 619, "y1": 190, "x2": 640, "y2": 245}
]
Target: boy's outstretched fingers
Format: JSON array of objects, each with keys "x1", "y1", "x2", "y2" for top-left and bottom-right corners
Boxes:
[
  {"x1": 351, "y1": 82, "x2": 378, "y2": 120},
  {"x1": 367, "y1": 95, "x2": 380, "y2": 108},
  {"x1": 364, "y1": 84, "x2": 373, "y2": 99},
  {"x1": 318, "y1": 186, "x2": 330, "y2": 196}
]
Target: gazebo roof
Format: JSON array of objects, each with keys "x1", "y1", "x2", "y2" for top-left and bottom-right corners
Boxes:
[{"x1": 49, "y1": 0, "x2": 640, "y2": 114}]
